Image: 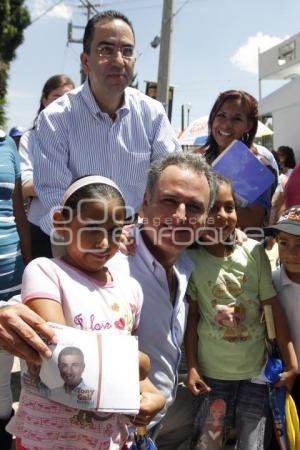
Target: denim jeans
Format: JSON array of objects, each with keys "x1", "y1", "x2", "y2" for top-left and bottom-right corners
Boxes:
[
  {"x1": 153, "y1": 382, "x2": 193, "y2": 450},
  {"x1": 191, "y1": 377, "x2": 272, "y2": 450}
]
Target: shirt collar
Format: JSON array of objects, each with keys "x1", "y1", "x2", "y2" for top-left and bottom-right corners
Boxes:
[
  {"x1": 63, "y1": 378, "x2": 84, "y2": 394},
  {"x1": 134, "y1": 225, "x2": 157, "y2": 273},
  {"x1": 133, "y1": 225, "x2": 194, "y2": 277},
  {"x1": 80, "y1": 78, "x2": 130, "y2": 119}
]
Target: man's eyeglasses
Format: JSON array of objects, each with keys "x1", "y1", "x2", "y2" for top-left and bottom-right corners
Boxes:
[{"x1": 96, "y1": 44, "x2": 135, "y2": 59}]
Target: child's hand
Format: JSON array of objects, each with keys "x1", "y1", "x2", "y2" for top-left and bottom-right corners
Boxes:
[
  {"x1": 130, "y1": 392, "x2": 166, "y2": 427},
  {"x1": 187, "y1": 367, "x2": 211, "y2": 395},
  {"x1": 274, "y1": 368, "x2": 298, "y2": 392},
  {"x1": 119, "y1": 224, "x2": 136, "y2": 256},
  {"x1": 138, "y1": 351, "x2": 151, "y2": 380}
]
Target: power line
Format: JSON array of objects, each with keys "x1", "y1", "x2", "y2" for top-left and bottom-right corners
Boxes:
[
  {"x1": 78, "y1": 0, "x2": 100, "y2": 16},
  {"x1": 172, "y1": 0, "x2": 191, "y2": 19},
  {"x1": 106, "y1": 0, "x2": 195, "y2": 12},
  {"x1": 30, "y1": 0, "x2": 65, "y2": 24}
]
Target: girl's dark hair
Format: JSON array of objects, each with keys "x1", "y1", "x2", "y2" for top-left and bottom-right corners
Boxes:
[
  {"x1": 277, "y1": 145, "x2": 296, "y2": 169},
  {"x1": 214, "y1": 173, "x2": 236, "y2": 247},
  {"x1": 33, "y1": 74, "x2": 75, "y2": 128},
  {"x1": 204, "y1": 90, "x2": 258, "y2": 165},
  {"x1": 62, "y1": 179, "x2": 125, "y2": 221},
  {"x1": 214, "y1": 173, "x2": 234, "y2": 196},
  {"x1": 191, "y1": 173, "x2": 236, "y2": 249}
]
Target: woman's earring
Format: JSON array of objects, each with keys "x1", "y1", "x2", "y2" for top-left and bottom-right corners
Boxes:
[{"x1": 242, "y1": 132, "x2": 250, "y2": 142}]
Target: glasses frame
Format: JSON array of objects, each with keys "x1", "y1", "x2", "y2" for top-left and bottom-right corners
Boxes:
[{"x1": 96, "y1": 44, "x2": 136, "y2": 60}]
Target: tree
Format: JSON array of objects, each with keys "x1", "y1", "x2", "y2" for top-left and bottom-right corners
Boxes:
[{"x1": 0, "y1": 0, "x2": 30, "y2": 127}]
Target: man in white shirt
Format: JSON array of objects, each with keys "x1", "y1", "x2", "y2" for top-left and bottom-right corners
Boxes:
[{"x1": 31, "y1": 10, "x2": 180, "y2": 242}]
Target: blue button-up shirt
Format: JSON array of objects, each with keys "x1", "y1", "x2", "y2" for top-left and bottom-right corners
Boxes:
[
  {"x1": 108, "y1": 226, "x2": 194, "y2": 427},
  {"x1": 32, "y1": 80, "x2": 181, "y2": 234}
]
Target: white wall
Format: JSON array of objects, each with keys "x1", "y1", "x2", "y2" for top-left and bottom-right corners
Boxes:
[
  {"x1": 259, "y1": 77, "x2": 300, "y2": 160},
  {"x1": 273, "y1": 103, "x2": 300, "y2": 160},
  {"x1": 259, "y1": 32, "x2": 300, "y2": 80}
]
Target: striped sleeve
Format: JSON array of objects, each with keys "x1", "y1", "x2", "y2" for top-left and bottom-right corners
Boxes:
[{"x1": 33, "y1": 109, "x2": 73, "y2": 213}]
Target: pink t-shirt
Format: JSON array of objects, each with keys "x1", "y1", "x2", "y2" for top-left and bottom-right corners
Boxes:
[
  {"x1": 8, "y1": 257, "x2": 143, "y2": 450},
  {"x1": 285, "y1": 163, "x2": 300, "y2": 207}
]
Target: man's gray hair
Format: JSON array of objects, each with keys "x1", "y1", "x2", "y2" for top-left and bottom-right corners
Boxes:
[{"x1": 146, "y1": 152, "x2": 216, "y2": 210}]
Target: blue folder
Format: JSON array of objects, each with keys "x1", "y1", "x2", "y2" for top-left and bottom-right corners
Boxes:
[{"x1": 212, "y1": 140, "x2": 275, "y2": 207}]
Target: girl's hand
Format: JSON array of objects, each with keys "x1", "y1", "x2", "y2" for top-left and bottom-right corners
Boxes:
[
  {"x1": 274, "y1": 368, "x2": 298, "y2": 392},
  {"x1": 138, "y1": 351, "x2": 151, "y2": 380},
  {"x1": 119, "y1": 224, "x2": 136, "y2": 256},
  {"x1": 187, "y1": 367, "x2": 211, "y2": 395},
  {"x1": 130, "y1": 392, "x2": 166, "y2": 426}
]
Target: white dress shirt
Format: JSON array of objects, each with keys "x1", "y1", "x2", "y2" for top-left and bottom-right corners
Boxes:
[{"x1": 32, "y1": 80, "x2": 181, "y2": 234}]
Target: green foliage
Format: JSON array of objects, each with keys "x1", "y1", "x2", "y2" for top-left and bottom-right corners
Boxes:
[{"x1": 0, "y1": 0, "x2": 30, "y2": 127}]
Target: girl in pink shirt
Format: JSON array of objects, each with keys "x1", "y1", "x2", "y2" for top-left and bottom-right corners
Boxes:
[{"x1": 7, "y1": 175, "x2": 165, "y2": 450}]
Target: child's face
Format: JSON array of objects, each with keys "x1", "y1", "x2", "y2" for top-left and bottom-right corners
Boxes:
[
  {"x1": 203, "y1": 182, "x2": 237, "y2": 243},
  {"x1": 277, "y1": 150, "x2": 285, "y2": 164},
  {"x1": 64, "y1": 197, "x2": 125, "y2": 274},
  {"x1": 277, "y1": 232, "x2": 300, "y2": 282}
]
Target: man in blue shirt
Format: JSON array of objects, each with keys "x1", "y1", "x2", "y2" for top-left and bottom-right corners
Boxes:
[{"x1": 31, "y1": 10, "x2": 180, "y2": 244}]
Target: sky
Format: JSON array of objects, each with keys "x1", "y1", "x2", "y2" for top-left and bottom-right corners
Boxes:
[{"x1": 6, "y1": 0, "x2": 300, "y2": 133}]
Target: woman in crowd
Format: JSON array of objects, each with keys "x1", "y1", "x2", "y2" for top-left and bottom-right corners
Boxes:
[
  {"x1": 0, "y1": 132, "x2": 31, "y2": 449},
  {"x1": 270, "y1": 146, "x2": 296, "y2": 224},
  {"x1": 19, "y1": 74, "x2": 75, "y2": 258},
  {"x1": 202, "y1": 90, "x2": 272, "y2": 229},
  {"x1": 277, "y1": 145, "x2": 296, "y2": 176}
]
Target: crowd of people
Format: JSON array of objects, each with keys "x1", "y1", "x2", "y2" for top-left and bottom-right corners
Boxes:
[{"x1": 0, "y1": 8, "x2": 300, "y2": 450}]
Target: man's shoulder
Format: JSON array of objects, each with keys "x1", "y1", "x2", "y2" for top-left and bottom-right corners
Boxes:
[
  {"x1": 125, "y1": 87, "x2": 164, "y2": 112},
  {"x1": 177, "y1": 250, "x2": 195, "y2": 276},
  {"x1": 42, "y1": 85, "x2": 83, "y2": 117}
]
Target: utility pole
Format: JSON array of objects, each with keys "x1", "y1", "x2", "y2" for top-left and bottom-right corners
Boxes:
[
  {"x1": 78, "y1": 0, "x2": 99, "y2": 21},
  {"x1": 186, "y1": 102, "x2": 191, "y2": 126},
  {"x1": 156, "y1": 0, "x2": 173, "y2": 117},
  {"x1": 67, "y1": 0, "x2": 102, "y2": 83},
  {"x1": 181, "y1": 104, "x2": 185, "y2": 132}
]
